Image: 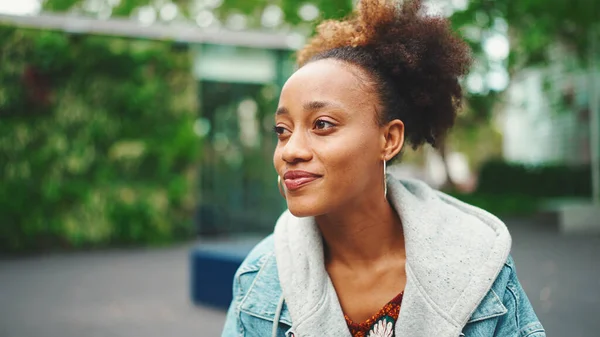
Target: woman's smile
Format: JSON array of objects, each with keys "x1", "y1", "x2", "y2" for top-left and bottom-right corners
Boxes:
[{"x1": 283, "y1": 170, "x2": 322, "y2": 191}]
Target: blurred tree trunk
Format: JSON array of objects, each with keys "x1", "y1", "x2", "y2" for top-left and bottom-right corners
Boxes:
[{"x1": 437, "y1": 138, "x2": 457, "y2": 191}]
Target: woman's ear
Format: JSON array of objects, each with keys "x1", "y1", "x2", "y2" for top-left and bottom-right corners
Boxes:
[{"x1": 383, "y1": 119, "x2": 404, "y2": 160}]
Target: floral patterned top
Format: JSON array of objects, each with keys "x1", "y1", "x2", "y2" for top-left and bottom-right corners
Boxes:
[{"x1": 344, "y1": 292, "x2": 404, "y2": 337}]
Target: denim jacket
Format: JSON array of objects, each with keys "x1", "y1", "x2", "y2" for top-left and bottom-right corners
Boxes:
[{"x1": 222, "y1": 178, "x2": 545, "y2": 337}]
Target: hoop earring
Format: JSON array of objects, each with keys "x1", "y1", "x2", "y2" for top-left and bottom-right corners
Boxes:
[
  {"x1": 383, "y1": 159, "x2": 388, "y2": 200},
  {"x1": 278, "y1": 175, "x2": 286, "y2": 199}
]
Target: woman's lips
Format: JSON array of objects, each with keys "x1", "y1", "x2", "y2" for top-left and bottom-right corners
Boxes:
[{"x1": 283, "y1": 170, "x2": 321, "y2": 191}]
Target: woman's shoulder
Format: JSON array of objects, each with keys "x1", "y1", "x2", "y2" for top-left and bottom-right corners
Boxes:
[
  {"x1": 231, "y1": 234, "x2": 286, "y2": 321},
  {"x1": 466, "y1": 255, "x2": 545, "y2": 336},
  {"x1": 235, "y1": 234, "x2": 276, "y2": 278},
  {"x1": 490, "y1": 255, "x2": 518, "y2": 295}
]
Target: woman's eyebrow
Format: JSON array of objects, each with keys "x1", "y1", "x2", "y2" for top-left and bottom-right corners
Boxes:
[
  {"x1": 303, "y1": 100, "x2": 339, "y2": 111},
  {"x1": 275, "y1": 106, "x2": 289, "y2": 115},
  {"x1": 276, "y1": 101, "x2": 345, "y2": 116}
]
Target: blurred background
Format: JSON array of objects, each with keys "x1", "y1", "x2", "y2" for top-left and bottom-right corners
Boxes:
[{"x1": 0, "y1": 0, "x2": 598, "y2": 336}]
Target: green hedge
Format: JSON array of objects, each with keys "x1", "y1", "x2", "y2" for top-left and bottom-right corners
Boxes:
[
  {"x1": 0, "y1": 26, "x2": 201, "y2": 252},
  {"x1": 477, "y1": 160, "x2": 591, "y2": 198},
  {"x1": 449, "y1": 160, "x2": 592, "y2": 217},
  {"x1": 448, "y1": 192, "x2": 541, "y2": 217}
]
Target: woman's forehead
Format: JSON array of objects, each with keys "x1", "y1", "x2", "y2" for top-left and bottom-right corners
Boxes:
[{"x1": 280, "y1": 59, "x2": 376, "y2": 106}]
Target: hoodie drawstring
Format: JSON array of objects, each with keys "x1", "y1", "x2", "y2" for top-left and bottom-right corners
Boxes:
[{"x1": 271, "y1": 294, "x2": 285, "y2": 337}]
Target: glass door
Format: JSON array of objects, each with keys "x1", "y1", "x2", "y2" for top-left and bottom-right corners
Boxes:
[{"x1": 196, "y1": 80, "x2": 286, "y2": 236}]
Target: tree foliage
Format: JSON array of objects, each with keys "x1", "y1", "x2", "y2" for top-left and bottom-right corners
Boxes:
[
  {"x1": 40, "y1": 0, "x2": 597, "y2": 116},
  {"x1": 453, "y1": 0, "x2": 597, "y2": 67},
  {"x1": 42, "y1": 0, "x2": 597, "y2": 58},
  {"x1": 0, "y1": 26, "x2": 201, "y2": 252}
]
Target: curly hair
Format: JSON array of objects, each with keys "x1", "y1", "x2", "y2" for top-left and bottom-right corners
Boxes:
[{"x1": 297, "y1": 0, "x2": 472, "y2": 150}]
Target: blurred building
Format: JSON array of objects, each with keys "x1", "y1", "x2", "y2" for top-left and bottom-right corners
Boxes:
[
  {"x1": 501, "y1": 43, "x2": 600, "y2": 233},
  {"x1": 503, "y1": 66, "x2": 595, "y2": 166},
  {"x1": 501, "y1": 39, "x2": 600, "y2": 168}
]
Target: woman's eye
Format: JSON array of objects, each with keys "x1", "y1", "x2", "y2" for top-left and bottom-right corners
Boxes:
[
  {"x1": 273, "y1": 126, "x2": 288, "y2": 136},
  {"x1": 314, "y1": 119, "x2": 335, "y2": 130}
]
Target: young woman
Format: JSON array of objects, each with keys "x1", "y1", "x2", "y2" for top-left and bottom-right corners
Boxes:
[{"x1": 222, "y1": 0, "x2": 544, "y2": 336}]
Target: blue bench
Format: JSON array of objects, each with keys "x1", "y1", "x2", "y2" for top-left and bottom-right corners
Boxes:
[{"x1": 189, "y1": 238, "x2": 262, "y2": 310}]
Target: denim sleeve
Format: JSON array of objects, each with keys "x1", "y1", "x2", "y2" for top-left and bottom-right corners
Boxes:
[
  {"x1": 222, "y1": 277, "x2": 242, "y2": 337},
  {"x1": 495, "y1": 261, "x2": 546, "y2": 337}
]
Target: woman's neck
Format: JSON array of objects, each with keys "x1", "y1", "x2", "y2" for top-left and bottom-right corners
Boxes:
[{"x1": 316, "y1": 194, "x2": 405, "y2": 269}]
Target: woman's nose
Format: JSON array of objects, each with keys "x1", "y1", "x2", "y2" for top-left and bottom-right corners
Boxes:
[{"x1": 281, "y1": 131, "x2": 312, "y2": 164}]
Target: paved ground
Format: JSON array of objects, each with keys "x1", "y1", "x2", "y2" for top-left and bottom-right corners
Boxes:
[
  {"x1": 0, "y1": 243, "x2": 227, "y2": 337},
  {"x1": 0, "y1": 219, "x2": 598, "y2": 337},
  {"x1": 507, "y1": 219, "x2": 600, "y2": 336}
]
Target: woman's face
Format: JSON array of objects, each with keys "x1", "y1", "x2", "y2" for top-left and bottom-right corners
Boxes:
[{"x1": 273, "y1": 59, "x2": 403, "y2": 217}]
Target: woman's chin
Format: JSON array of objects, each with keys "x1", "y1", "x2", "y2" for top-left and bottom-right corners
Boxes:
[{"x1": 285, "y1": 196, "x2": 326, "y2": 218}]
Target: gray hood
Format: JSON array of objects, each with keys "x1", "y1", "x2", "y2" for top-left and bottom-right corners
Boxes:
[{"x1": 273, "y1": 177, "x2": 512, "y2": 337}]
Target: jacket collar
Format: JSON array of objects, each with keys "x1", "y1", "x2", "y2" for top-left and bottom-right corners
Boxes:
[
  {"x1": 271, "y1": 178, "x2": 511, "y2": 337},
  {"x1": 238, "y1": 267, "x2": 507, "y2": 331},
  {"x1": 467, "y1": 288, "x2": 507, "y2": 323},
  {"x1": 239, "y1": 253, "x2": 293, "y2": 327}
]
